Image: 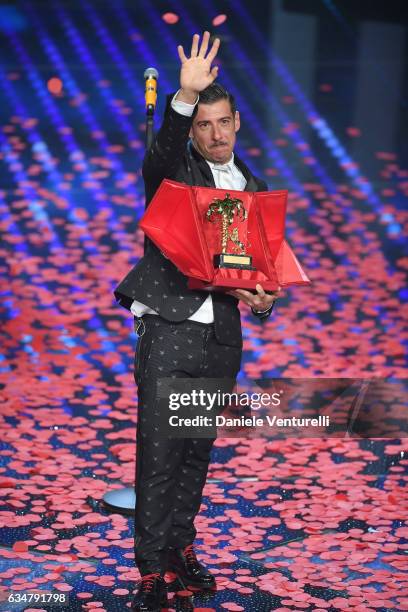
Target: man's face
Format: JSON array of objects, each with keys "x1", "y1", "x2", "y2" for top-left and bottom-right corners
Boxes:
[{"x1": 190, "y1": 99, "x2": 240, "y2": 164}]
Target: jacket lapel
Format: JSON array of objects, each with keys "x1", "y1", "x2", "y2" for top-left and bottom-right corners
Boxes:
[
  {"x1": 233, "y1": 153, "x2": 259, "y2": 192},
  {"x1": 187, "y1": 141, "x2": 259, "y2": 192},
  {"x1": 187, "y1": 141, "x2": 215, "y2": 187}
]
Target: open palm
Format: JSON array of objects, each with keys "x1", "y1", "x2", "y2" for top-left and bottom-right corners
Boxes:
[{"x1": 177, "y1": 31, "x2": 220, "y2": 93}]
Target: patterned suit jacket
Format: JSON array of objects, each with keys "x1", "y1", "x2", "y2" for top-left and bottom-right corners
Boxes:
[{"x1": 113, "y1": 94, "x2": 272, "y2": 347}]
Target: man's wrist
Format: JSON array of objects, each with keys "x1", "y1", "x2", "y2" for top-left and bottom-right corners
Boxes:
[
  {"x1": 251, "y1": 302, "x2": 275, "y2": 319},
  {"x1": 252, "y1": 306, "x2": 272, "y2": 314},
  {"x1": 176, "y1": 88, "x2": 199, "y2": 104}
]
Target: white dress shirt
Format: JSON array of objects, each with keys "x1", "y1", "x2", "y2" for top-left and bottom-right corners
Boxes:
[{"x1": 130, "y1": 91, "x2": 247, "y2": 323}]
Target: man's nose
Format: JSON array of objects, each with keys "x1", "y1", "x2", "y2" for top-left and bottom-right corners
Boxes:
[{"x1": 212, "y1": 125, "x2": 222, "y2": 140}]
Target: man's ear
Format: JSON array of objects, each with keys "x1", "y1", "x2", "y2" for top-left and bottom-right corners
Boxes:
[
  {"x1": 234, "y1": 110, "x2": 240, "y2": 133},
  {"x1": 189, "y1": 126, "x2": 193, "y2": 138}
]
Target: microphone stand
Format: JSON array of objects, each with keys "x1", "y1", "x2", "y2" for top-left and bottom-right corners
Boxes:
[
  {"x1": 101, "y1": 102, "x2": 156, "y2": 515},
  {"x1": 145, "y1": 104, "x2": 154, "y2": 150}
]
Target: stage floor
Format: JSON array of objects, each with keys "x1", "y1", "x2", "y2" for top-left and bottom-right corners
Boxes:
[{"x1": 0, "y1": 395, "x2": 407, "y2": 611}]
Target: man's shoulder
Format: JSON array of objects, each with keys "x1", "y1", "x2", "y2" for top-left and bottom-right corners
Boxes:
[
  {"x1": 257, "y1": 177, "x2": 268, "y2": 191},
  {"x1": 233, "y1": 153, "x2": 268, "y2": 192}
]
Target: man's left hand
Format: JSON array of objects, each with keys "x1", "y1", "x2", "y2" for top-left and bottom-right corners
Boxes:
[{"x1": 227, "y1": 283, "x2": 281, "y2": 312}]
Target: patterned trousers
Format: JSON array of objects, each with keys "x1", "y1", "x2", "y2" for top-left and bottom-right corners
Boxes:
[{"x1": 133, "y1": 314, "x2": 242, "y2": 575}]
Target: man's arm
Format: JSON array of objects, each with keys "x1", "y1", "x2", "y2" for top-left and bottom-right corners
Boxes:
[
  {"x1": 142, "y1": 32, "x2": 220, "y2": 198},
  {"x1": 142, "y1": 96, "x2": 193, "y2": 196}
]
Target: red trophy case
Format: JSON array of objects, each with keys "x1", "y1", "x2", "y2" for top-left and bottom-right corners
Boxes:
[{"x1": 139, "y1": 179, "x2": 310, "y2": 291}]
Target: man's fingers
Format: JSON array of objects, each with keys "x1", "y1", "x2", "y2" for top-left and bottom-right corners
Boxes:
[
  {"x1": 190, "y1": 33, "x2": 199, "y2": 57},
  {"x1": 206, "y1": 37, "x2": 220, "y2": 63},
  {"x1": 255, "y1": 283, "x2": 266, "y2": 298},
  {"x1": 228, "y1": 289, "x2": 252, "y2": 306},
  {"x1": 198, "y1": 30, "x2": 210, "y2": 57},
  {"x1": 229, "y1": 286, "x2": 281, "y2": 309},
  {"x1": 210, "y1": 65, "x2": 219, "y2": 81},
  {"x1": 233, "y1": 289, "x2": 253, "y2": 300},
  {"x1": 177, "y1": 45, "x2": 187, "y2": 63}
]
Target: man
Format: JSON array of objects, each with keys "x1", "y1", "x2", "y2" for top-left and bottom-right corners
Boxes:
[{"x1": 114, "y1": 32, "x2": 278, "y2": 612}]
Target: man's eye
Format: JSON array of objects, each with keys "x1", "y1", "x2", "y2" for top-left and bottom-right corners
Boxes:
[{"x1": 221, "y1": 119, "x2": 230, "y2": 124}]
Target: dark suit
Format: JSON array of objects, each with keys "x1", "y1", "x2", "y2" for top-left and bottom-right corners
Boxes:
[
  {"x1": 114, "y1": 94, "x2": 271, "y2": 346},
  {"x1": 113, "y1": 94, "x2": 272, "y2": 575}
]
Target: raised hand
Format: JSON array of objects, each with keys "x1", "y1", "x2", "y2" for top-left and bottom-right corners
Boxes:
[{"x1": 177, "y1": 31, "x2": 220, "y2": 102}]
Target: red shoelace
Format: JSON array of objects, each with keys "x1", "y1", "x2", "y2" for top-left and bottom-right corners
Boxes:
[
  {"x1": 182, "y1": 544, "x2": 197, "y2": 564},
  {"x1": 141, "y1": 572, "x2": 161, "y2": 592}
]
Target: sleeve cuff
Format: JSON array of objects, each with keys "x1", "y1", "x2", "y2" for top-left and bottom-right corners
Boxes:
[
  {"x1": 171, "y1": 89, "x2": 199, "y2": 117},
  {"x1": 252, "y1": 306, "x2": 272, "y2": 314},
  {"x1": 251, "y1": 302, "x2": 274, "y2": 319}
]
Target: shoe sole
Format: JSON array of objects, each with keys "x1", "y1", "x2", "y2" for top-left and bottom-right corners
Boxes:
[
  {"x1": 135, "y1": 597, "x2": 168, "y2": 612},
  {"x1": 173, "y1": 573, "x2": 216, "y2": 591},
  {"x1": 133, "y1": 592, "x2": 168, "y2": 611}
]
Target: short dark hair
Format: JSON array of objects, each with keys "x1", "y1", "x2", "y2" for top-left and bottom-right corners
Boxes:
[{"x1": 193, "y1": 82, "x2": 236, "y2": 116}]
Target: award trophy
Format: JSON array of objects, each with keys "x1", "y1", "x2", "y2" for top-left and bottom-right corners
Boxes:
[
  {"x1": 206, "y1": 193, "x2": 254, "y2": 270},
  {"x1": 139, "y1": 179, "x2": 310, "y2": 291}
]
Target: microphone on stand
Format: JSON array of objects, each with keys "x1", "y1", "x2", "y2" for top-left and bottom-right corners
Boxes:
[
  {"x1": 101, "y1": 68, "x2": 160, "y2": 516},
  {"x1": 144, "y1": 67, "x2": 159, "y2": 115},
  {"x1": 144, "y1": 67, "x2": 158, "y2": 151}
]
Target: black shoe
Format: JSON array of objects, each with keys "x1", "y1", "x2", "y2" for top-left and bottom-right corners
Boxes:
[
  {"x1": 167, "y1": 544, "x2": 216, "y2": 590},
  {"x1": 132, "y1": 572, "x2": 168, "y2": 611}
]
